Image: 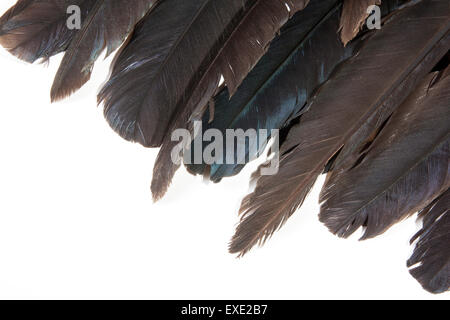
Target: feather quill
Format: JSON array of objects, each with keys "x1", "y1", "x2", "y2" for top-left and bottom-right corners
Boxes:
[{"x1": 229, "y1": 0, "x2": 450, "y2": 256}]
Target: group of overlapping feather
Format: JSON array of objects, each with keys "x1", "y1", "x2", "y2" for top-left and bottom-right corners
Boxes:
[{"x1": 0, "y1": 0, "x2": 448, "y2": 294}]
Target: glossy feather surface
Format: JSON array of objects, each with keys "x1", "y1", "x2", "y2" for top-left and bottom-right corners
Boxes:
[
  {"x1": 150, "y1": 0, "x2": 310, "y2": 200},
  {"x1": 230, "y1": 0, "x2": 450, "y2": 256},
  {"x1": 408, "y1": 189, "x2": 450, "y2": 294},
  {"x1": 51, "y1": 0, "x2": 155, "y2": 101},
  {"x1": 319, "y1": 70, "x2": 450, "y2": 239},
  {"x1": 0, "y1": 0, "x2": 96, "y2": 63}
]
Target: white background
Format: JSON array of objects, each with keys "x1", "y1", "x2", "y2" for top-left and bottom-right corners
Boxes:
[{"x1": 0, "y1": 1, "x2": 447, "y2": 300}]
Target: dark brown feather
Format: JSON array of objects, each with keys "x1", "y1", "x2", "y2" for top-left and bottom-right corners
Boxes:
[
  {"x1": 0, "y1": 0, "x2": 33, "y2": 25},
  {"x1": 185, "y1": 0, "x2": 410, "y2": 182},
  {"x1": 51, "y1": 0, "x2": 156, "y2": 101},
  {"x1": 0, "y1": 0, "x2": 95, "y2": 63},
  {"x1": 319, "y1": 69, "x2": 450, "y2": 239},
  {"x1": 229, "y1": 0, "x2": 450, "y2": 256},
  {"x1": 150, "y1": 0, "x2": 310, "y2": 201},
  {"x1": 98, "y1": 0, "x2": 257, "y2": 148},
  {"x1": 408, "y1": 189, "x2": 450, "y2": 294}
]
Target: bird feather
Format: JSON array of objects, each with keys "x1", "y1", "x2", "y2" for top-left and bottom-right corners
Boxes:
[
  {"x1": 148, "y1": 0, "x2": 311, "y2": 200},
  {"x1": 185, "y1": 0, "x2": 410, "y2": 182},
  {"x1": 0, "y1": 0, "x2": 95, "y2": 63},
  {"x1": 319, "y1": 69, "x2": 450, "y2": 239},
  {"x1": 229, "y1": 0, "x2": 450, "y2": 256},
  {"x1": 340, "y1": 0, "x2": 381, "y2": 46},
  {"x1": 408, "y1": 188, "x2": 450, "y2": 294},
  {"x1": 98, "y1": 0, "x2": 260, "y2": 148},
  {"x1": 50, "y1": 0, "x2": 156, "y2": 101}
]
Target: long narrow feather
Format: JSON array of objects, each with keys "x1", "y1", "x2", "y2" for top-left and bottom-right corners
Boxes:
[
  {"x1": 184, "y1": 0, "x2": 344, "y2": 181},
  {"x1": 327, "y1": 52, "x2": 450, "y2": 174},
  {"x1": 50, "y1": 0, "x2": 156, "y2": 101},
  {"x1": 0, "y1": 0, "x2": 96, "y2": 63},
  {"x1": 98, "y1": 0, "x2": 258, "y2": 148},
  {"x1": 319, "y1": 69, "x2": 450, "y2": 239},
  {"x1": 185, "y1": 0, "x2": 408, "y2": 182},
  {"x1": 340, "y1": 0, "x2": 381, "y2": 46},
  {"x1": 229, "y1": 0, "x2": 450, "y2": 256},
  {"x1": 148, "y1": 0, "x2": 311, "y2": 200},
  {"x1": 408, "y1": 189, "x2": 450, "y2": 294}
]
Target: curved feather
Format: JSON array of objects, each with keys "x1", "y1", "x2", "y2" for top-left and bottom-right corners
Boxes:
[
  {"x1": 329, "y1": 52, "x2": 450, "y2": 175},
  {"x1": 408, "y1": 189, "x2": 450, "y2": 294},
  {"x1": 229, "y1": 0, "x2": 450, "y2": 256},
  {"x1": 98, "y1": 0, "x2": 260, "y2": 148},
  {"x1": 186, "y1": 0, "x2": 358, "y2": 182},
  {"x1": 0, "y1": 0, "x2": 95, "y2": 63},
  {"x1": 51, "y1": 0, "x2": 156, "y2": 101},
  {"x1": 185, "y1": 0, "x2": 411, "y2": 182},
  {"x1": 319, "y1": 70, "x2": 450, "y2": 239},
  {"x1": 148, "y1": 0, "x2": 311, "y2": 200}
]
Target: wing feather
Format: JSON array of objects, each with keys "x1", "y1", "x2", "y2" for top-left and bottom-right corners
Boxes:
[
  {"x1": 51, "y1": 0, "x2": 156, "y2": 101},
  {"x1": 148, "y1": 0, "x2": 311, "y2": 200},
  {"x1": 408, "y1": 189, "x2": 450, "y2": 294},
  {"x1": 319, "y1": 69, "x2": 450, "y2": 239},
  {"x1": 98, "y1": 0, "x2": 258, "y2": 148},
  {"x1": 340, "y1": 0, "x2": 381, "y2": 45},
  {"x1": 0, "y1": 0, "x2": 96, "y2": 63},
  {"x1": 230, "y1": 0, "x2": 450, "y2": 256}
]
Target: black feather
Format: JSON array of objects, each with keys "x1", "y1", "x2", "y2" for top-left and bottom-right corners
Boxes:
[
  {"x1": 230, "y1": 0, "x2": 450, "y2": 256},
  {"x1": 185, "y1": 0, "x2": 347, "y2": 181},
  {"x1": 408, "y1": 188, "x2": 450, "y2": 294},
  {"x1": 51, "y1": 0, "x2": 156, "y2": 101},
  {"x1": 149, "y1": 0, "x2": 310, "y2": 200},
  {"x1": 319, "y1": 69, "x2": 450, "y2": 239},
  {"x1": 0, "y1": 0, "x2": 96, "y2": 63}
]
